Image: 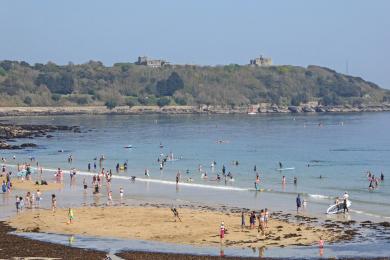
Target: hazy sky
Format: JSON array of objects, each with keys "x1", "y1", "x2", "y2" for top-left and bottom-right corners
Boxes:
[{"x1": 1, "y1": 0, "x2": 389, "y2": 88}]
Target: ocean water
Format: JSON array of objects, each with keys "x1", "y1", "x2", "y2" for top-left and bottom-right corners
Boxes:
[{"x1": 2, "y1": 113, "x2": 390, "y2": 221}]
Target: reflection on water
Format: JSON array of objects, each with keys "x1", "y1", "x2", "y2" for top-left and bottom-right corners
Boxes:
[{"x1": 12, "y1": 231, "x2": 390, "y2": 258}]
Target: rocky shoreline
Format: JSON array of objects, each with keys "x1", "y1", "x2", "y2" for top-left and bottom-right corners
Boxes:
[
  {"x1": 0, "y1": 123, "x2": 80, "y2": 150},
  {"x1": 0, "y1": 103, "x2": 390, "y2": 116}
]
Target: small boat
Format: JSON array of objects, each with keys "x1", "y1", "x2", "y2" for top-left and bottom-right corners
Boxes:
[
  {"x1": 124, "y1": 145, "x2": 132, "y2": 149},
  {"x1": 326, "y1": 200, "x2": 352, "y2": 214},
  {"x1": 248, "y1": 112, "x2": 257, "y2": 115}
]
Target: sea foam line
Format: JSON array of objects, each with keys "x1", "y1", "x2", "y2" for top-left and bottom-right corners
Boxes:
[{"x1": 4, "y1": 164, "x2": 248, "y2": 192}]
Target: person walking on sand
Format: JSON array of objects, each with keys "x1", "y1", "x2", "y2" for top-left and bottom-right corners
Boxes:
[
  {"x1": 264, "y1": 208, "x2": 269, "y2": 229},
  {"x1": 51, "y1": 194, "x2": 57, "y2": 213},
  {"x1": 171, "y1": 207, "x2": 182, "y2": 222},
  {"x1": 220, "y1": 221, "x2": 225, "y2": 244},
  {"x1": 296, "y1": 194, "x2": 302, "y2": 213},
  {"x1": 258, "y1": 210, "x2": 265, "y2": 235},
  {"x1": 67, "y1": 208, "x2": 74, "y2": 224}
]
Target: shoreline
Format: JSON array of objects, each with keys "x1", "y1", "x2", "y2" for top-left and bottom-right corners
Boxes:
[
  {"x1": 0, "y1": 104, "x2": 390, "y2": 116},
  {"x1": 0, "y1": 221, "x2": 106, "y2": 259}
]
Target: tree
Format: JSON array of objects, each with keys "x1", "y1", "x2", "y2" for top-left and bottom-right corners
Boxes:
[
  {"x1": 105, "y1": 99, "x2": 117, "y2": 110},
  {"x1": 157, "y1": 97, "x2": 171, "y2": 107},
  {"x1": 35, "y1": 72, "x2": 74, "y2": 94},
  {"x1": 156, "y1": 72, "x2": 184, "y2": 96},
  {"x1": 24, "y1": 96, "x2": 32, "y2": 105}
]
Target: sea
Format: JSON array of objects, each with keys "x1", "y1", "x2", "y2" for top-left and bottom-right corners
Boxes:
[{"x1": 1, "y1": 112, "x2": 390, "y2": 258}]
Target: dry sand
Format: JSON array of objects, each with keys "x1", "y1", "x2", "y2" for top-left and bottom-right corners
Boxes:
[
  {"x1": 1, "y1": 176, "x2": 63, "y2": 192},
  {"x1": 8, "y1": 206, "x2": 335, "y2": 248}
]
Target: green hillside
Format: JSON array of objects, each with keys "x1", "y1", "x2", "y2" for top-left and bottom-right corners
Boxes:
[{"x1": 0, "y1": 60, "x2": 389, "y2": 107}]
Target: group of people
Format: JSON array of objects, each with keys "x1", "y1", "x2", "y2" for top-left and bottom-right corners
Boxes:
[
  {"x1": 367, "y1": 171, "x2": 384, "y2": 191},
  {"x1": 334, "y1": 192, "x2": 350, "y2": 213},
  {"x1": 244, "y1": 209, "x2": 269, "y2": 235}
]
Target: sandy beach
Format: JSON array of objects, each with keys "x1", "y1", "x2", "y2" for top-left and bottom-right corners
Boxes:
[
  {"x1": 1, "y1": 176, "x2": 63, "y2": 192},
  {"x1": 8, "y1": 205, "x2": 335, "y2": 248}
]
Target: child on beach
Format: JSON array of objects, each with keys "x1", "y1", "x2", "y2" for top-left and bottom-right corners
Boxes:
[
  {"x1": 319, "y1": 236, "x2": 324, "y2": 248},
  {"x1": 119, "y1": 187, "x2": 124, "y2": 200},
  {"x1": 220, "y1": 221, "x2": 225, "y2": 244},
  {"x1": 67, "y1": 208, "x2": 74, "y2": 224},
  {"x1": 15, "y1": 196, "x2": 20, "y2": 213}
]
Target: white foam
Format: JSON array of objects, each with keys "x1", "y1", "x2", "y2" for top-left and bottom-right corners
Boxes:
[
  {"x1": 5, "y1": 164, "x2": 248, "y2": 192},
  {"x1": 350, "y1": 209, "x2": 390, "y2": 219},
  {"x1": 308, "y1": 194, "x2": 332, "y2": 200}
]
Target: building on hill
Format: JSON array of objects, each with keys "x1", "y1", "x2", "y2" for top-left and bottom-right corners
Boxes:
[
  {"x1": 249, "y1": 55, "x2": 272, "y2": 66},
  {"x1": 136, "y1": 56, "x2": 168, "y2": 68}
]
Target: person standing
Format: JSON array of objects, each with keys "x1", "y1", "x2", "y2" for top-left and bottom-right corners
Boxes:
[
  {"x1": 51, "y1": 194, "x2": 57, "y2": 213},
  {"x1": 241, "y1": 211, "x2": 245, "y2": 229},
  {"x1": 296, "y1": 194, "x2": 302, "y2": 212},
  {"x1": 343, "y1": 197, "x2": 349, "y2": 213},
  {"x1": 176, "y1": 171, "x2": 181, "y2": 184},
  {"x1": 68, "y1": 208, "x2": 74, "y2": 224}
]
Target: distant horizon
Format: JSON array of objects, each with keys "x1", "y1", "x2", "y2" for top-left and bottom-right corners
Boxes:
[{"x1": 1, "y1": 0, "x2": 389, "y2": 88}]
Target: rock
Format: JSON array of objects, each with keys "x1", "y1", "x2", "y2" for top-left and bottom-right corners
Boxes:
[
  {"x1": 288, "y1": 106, "x2": 300, "y2": 113},
  {"x1": 0, "y1": 123, "x2": 80, "y2": 150},
  {"x1": 315, "y1": 106, "x2": 326, "y2": 112},
  {"x1": 302, "y1": 106, "x2": 315, "y2": 112},
  {"x1": 20, "y1": 143, "x2": 37, "y2": 148}
]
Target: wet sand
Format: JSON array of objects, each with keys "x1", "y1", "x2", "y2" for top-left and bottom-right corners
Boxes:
[
  {"x1": 8, "y1": 205, "x2": 335, "y2": 248},
  {"x1": 0, "y1": 221, "x2": 105, "y2": 260}
]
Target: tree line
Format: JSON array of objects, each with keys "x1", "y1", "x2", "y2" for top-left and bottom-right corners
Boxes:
[{"x1": 0, "y1": 60, "x2": 388, "y2": 108}]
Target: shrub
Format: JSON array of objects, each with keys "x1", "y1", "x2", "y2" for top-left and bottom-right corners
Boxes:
[
  {"x1": 51, "y1": 94, "x2": 61, "y2": 101},
  {"x1": 105, "y1": 99, "x2": 117, "y2": 110},
  {"x1": 24, "y1": 96, "x2": 32, "y2": 105},
  {"x1": 126, "y1": 99, "x2": 136, "y2": 108},
  {"x1": 157, "y1": 97, "x2": 171, "y2": 107}
]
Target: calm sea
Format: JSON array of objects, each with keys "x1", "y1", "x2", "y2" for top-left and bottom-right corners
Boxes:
[{"x1": 2, "y1": 112, "x2": 390, "y2": 221}]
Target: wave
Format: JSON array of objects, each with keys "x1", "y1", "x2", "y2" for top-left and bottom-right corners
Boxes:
[
  {"x1": 4, "y1": 164, "x2": 248, "y2": 192},
  {"x1": 330, "y1": 148, "x2": 390, "y2": 152},
  {"x1": 349, "y1": 209, "x2": 390, "y2": 220},
  {"x1": 308, "y1": 194, "x2": 333, "y2": 200}
]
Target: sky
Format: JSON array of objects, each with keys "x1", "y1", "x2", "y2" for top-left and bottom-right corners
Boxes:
[{"x1": 0, "y1": 0, "x2": 389, "y2": 88}]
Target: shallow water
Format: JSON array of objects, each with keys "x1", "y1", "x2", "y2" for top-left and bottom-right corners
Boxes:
[
  {"x1": 2, "y1": 113, "x2": 390, "y2": 220},
  {"x1": 14, "y1": 231, "x2": 390, "y2": 259},
  {"x1": 1, "y1": 113, "x2": 390, "y2": 257}
]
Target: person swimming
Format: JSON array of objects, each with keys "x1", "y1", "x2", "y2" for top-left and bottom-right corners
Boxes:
[{"x1": 279, "y1": 162, "x2": 283, "y2": 169}]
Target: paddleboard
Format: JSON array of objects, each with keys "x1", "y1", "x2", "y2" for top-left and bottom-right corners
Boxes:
[
  {"x1": 326, "y1": 200, "x2": 352, "y2": 214},
  {"x1": 275, "y1": 167, "x2": 295, "y2": 171}
]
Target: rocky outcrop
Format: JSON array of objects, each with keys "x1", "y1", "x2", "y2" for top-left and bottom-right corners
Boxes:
[
  {"x1": 0, "y1": 123, "x2": 80, "y2": 150},
  {"x1": 0, "y1": 104, "x2": 390, "y2": 117}
]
